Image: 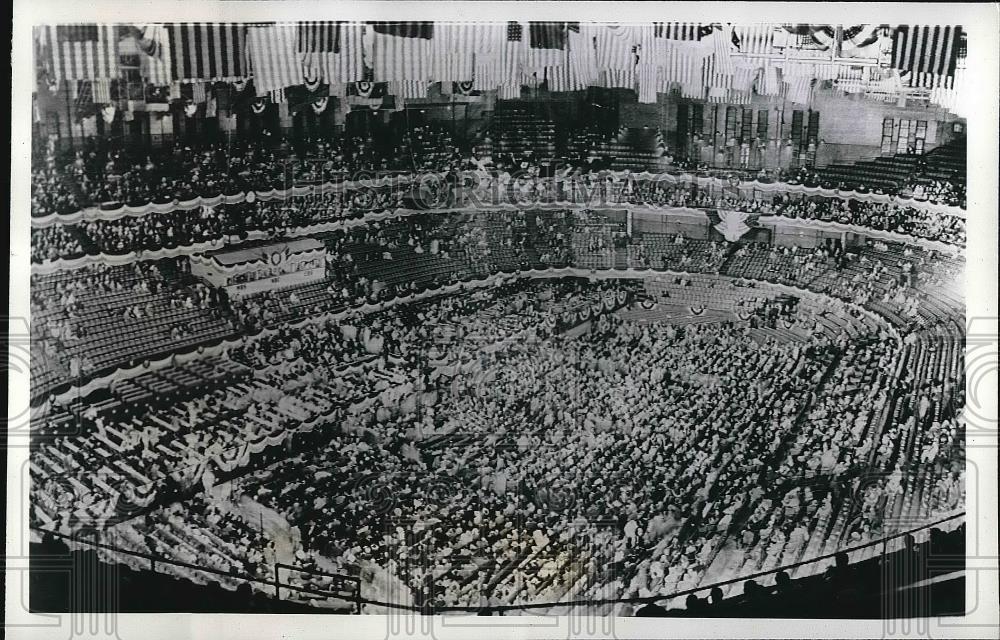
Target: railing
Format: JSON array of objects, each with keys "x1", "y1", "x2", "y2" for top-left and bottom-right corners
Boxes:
[
  {"x1": 30, "y1": 511, "x2": 963, "y2": 614},
  {"x1": 31, "y1": 525, "x2": 362, "y2": 612}
]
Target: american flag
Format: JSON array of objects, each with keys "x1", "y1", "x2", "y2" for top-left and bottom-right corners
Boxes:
[
  {"x1": 268, "y1": 87, "x2": 286, "y2": 104},
  {"x1": 757, "y1": 60, "x2": 782, "y2": 96},
  {"x1": 732, "y1": 24, "x2": 777, "y2": 55},
  {"x1": 496, "y1": 84, "x2": 521, "y2": 100},
  {"x1": 168, "y1": 23, "x2": 247, "y2": 82},
  {"x1": 474, "y1": 22, "x2": 526, "y2": 92},
  {"x1": 703, "y1": 54, "x2": 732, "y2": 101},
  {"x1": 371, "y1": 22, "x2": 433, "y2": 39},
  {"x1": 191, "y1": 81, "x2": 207, "y2": 103},
  {"x1": 568, "y1": 24, "x2": 599, "y2": 86},
  {"x1": 247, "y1": 25, "x2": 301, "y2": 96},
  {"x1": 37, "y1": 25, "x2": 119, "y2": 84},
  {"x1": 594, "y1": 25, "x2": 638, "y2": 71},
  {"x1": 835, "y1": 66, "x2": 868, "y2": 94},
  {"x1": 655, "y1": 43, "x2": 700, "y2": 90},
  {"x1": 391, "y1": 80, "x2": 427, "y2": 100},
  {"x1": 732, "y1": 65, "x2": 758, "y2": 93},
  {"x1": 927, "y1": 66, "x2": 966, "y2": 116},
  {"x1": 526, "y1": 22, "x2": 571, "y2": 70},
  {"x1": 636, "y1": 65, "x2": 659, "y2": 103},
  {"x1": 544, "y1": 64, "x2": 584, "y2": 92},
  {"x1": 297, "y1": 22, "x2": 365, "y2": 85},
  {"x1": 784, "y1": 75, "x2": 814, "y2": 105},
  {"x1": 653, "y1": 23, "x2": 716, "y2": 41},
  {"x1": 603, "y1": 68, "x2": 635, "y2": 90},
  {"x1": 92, "y1": 78, "x2": 112, "y2": 103},
  {"x1": 429, "y1": 24, "x2": 476, "y2": 82},
  {"x1": 709, "y1": 26, "x2": 736, "y2": 76},
  {"x1": 138, "y1": 24, "x2": 173, "y2": 86},
  {"x1": 891, "y1": 25, "x2": 964, "y2": 79},
  {"x1": 370, "y1": 21, "x2": 436, "y2": 81}
]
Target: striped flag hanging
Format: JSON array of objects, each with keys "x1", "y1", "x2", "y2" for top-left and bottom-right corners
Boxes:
[
  {"x1": 568, "y1": 24, "x2": 599, "y2": 86},
  {"x1": 928, "y1": 65, "x2": 967, "y2": 116},
  {"x1": 732, "y1": 25, "x2": 776, "y2": 55},
  {"x1": 636, "y1": 65, "x2": 659, "y2": 103},
  {"x1": 526, "y1": 22, "x2": 571, "y2": 70},
  {"x1": 729, "y1": 64, "x2": 757, "y2": 103},
  {"x1": 138, "y1": 24, "x2": 173, "y2": 86},
  {"x1": 784, "y1": 74, "x2": 814, "y2": 105},
  {"x1": 891, "y1": 25, "x2": 964, "y2": 79},
  {"x1": 654, "y1": 22, "x2": 716, "y2": 41},
  {"x1": 475, "y1": 22, "x2": 526, "y2": 92},
  {"x1": 496, "y1": 84, "x2": 521, "y2": 100},
  {"x1": 757, "y1": 60, "x2": 781, "y2": 95},
  {"x1": 297, "y1": 22, "x2": 365, "y2": 85},
  {"x1": 594, "y1": 25, "x2": 638, "y2": 71},
  {"x1": 835, "y1": 66, "x2": 868, "y2": 93},
  {"x1": 92, "y1": 78, "x2": 112, "y2": 103},
  {"x1": 429, "y1": 25, "x2": 475, "y2": 82},
  {"x1": 703, "y1": 49, "x2": 733, "y2": 98},
  {"x1": 168, "y1": 23, "x2": 247, "y2": 82},
  {"x1": 371, "y1": 22, "x2": 433, "y2": 39},
  {"x1": 268, "y1": 87, "x2": 286, "y2": 104},
  {"x1": 390, "y1": 80, "x2": 427, "y2": 100},
  {"x1": 657, "y1": 43, "x2": 700, "y2": 92},
  {"x1": 704, "y1": 54, "x2": 732, "y2": 103},
  {"x1": 191, "y1": 81, "x2": 207, "y2": 103},
  {"x1": 603, "y1": 68, "x2": 636, "y2": 90},
  {"x1": 37, "y1": 25, "x2": 119, "y2": 84},
  {"x1": 710, "y1": 26, "x2": 736, "y2": 76},
  {"x1": 545, "y1": 63, "x2": 584, "y2": 92},
  {"x1": 247, "y1": 25, "x2": 301, "y2": 96},
  {"x1": 370, "y1": 21, "x2": 436, "y2": 81}
]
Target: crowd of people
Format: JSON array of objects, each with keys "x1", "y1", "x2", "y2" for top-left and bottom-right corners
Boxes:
[
  {"x1": 29, "y1": 264, "x2": 965, "y2": 612},
  {"x1": 29, "y1": 199, "x2": 963, "y2": 399},
  {"x1": 30, "y1": 175, "x2": 965, "y2": 267},
  {"x1": 28, "y1": 120, "x2": 967, "y2": 614},
  {"x1": 31, "y1": 122, "x2": 965, "y2": 264}
]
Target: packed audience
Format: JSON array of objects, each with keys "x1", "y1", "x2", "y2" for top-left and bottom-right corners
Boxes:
[
  {"x1": 28, "y1": 121, "x2": 966, "y2": 614},
  {"x1": 30, "y1": 267, "x2": 964, "y2": 612},
  {"x1": 31, "y1": 171, "x2": 965, "y2": 265}
]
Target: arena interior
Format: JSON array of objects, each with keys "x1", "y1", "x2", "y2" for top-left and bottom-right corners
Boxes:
[{"x1": 27, "y1": 21, "x2": 967, "y2": 617}]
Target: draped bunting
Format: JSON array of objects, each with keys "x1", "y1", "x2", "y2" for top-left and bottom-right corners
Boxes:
[
  {"x1": 31, "y1": 169, "x2": 966, "y2": 230},
  {"x1": 714, "y1": 209, "x2": 754, "y2": 242},
  {"x1": 31, "y1": 199, "x2": 961, "y2": 277}
]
